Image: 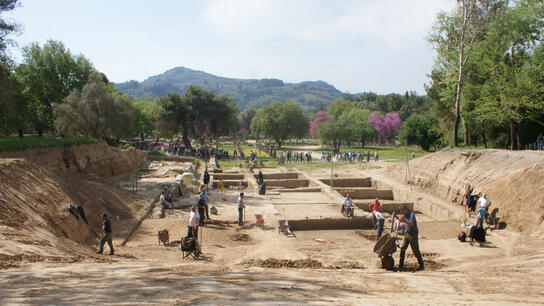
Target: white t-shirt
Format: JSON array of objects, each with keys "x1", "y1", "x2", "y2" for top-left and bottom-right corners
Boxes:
[
  {"x1": 189, "y1": 210, "x2": 200, "y2": 227},
  {"x1": 478, "y1": 196, "x2": 490, "y2": 208},
  {"x1": 374, "y1": 211, "x2": 384, "y2": 220},
  {"x1": 343, "y1": 197, "x2": 353, "y2": 207}
]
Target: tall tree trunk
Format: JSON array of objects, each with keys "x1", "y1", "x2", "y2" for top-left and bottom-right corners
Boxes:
[
  {"x1": 454, "y1": 66, "x2": 464, "y2": 147},
  {"x1": 481, "y1": 123, "x2": 487, "y2": 148},
  {"x1": 510, "y1": 120, "x2": 515, "y2": 150},
  {"x1": 463, "y1": 116, "x2": 469, "y2": 146},
  {"x1": 182, "y1": 123, "x2": 190, "y2": 149},
  {"x1": 516, "y1": 122, "x2": 522, "y2": 150}
]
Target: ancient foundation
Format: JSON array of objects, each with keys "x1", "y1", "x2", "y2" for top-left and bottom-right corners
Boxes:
[
  {"x1": 319, "y1": 178, "x2": 371, "y2": 188},
  {"x1": 288, "y1": 217, "x2": 374, "y2": 231}
]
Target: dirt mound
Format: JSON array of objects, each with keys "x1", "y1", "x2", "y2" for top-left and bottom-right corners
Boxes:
[
  {"x1": 0, "y1": 142, "x2": 146, "y2": 178},
  {"x1": 0, "y1": 159, "x2": 147, "y2": 268},
  {"x1": 386, "y1": 149, "x2": 544, "y2": 233},
  {"x1": 231, "y1": 234, "x2": 251, "y2": 242},
  {"x1": 243, "y1": 258, "x2": 323, "y2": 269}
]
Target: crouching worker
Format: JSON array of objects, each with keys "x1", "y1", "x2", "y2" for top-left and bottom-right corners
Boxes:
[
  {"x1": 394, "y1": 204, "x2": 424, "y2": 271},
  {"x1": 341, "y1": 193, "x2": 354, "y2": 217},
  {"x1": 96, "y1": 213, "x2": 114, "y2": 255}
]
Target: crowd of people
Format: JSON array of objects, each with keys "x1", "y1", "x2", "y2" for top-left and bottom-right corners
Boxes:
[
  {"x1": 320, "y1": 151, "x2": 380, "y2": 163},
  {"x1": 276, "y1": 151, "x2": 313, "y2": 164}
]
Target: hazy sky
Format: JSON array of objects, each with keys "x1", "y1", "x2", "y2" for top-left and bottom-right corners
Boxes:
[{"x1": 8, "y1": 0, "x2": 455, "y2": 94}]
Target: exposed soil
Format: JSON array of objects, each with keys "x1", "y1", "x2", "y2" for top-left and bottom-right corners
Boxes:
[
  {"x1": 1, "y1": 147, "x2": 544, "y2": 304},
  {"x1": 231, "y1": 233, "x2": 251, "y2": 242},
  {"x1": 243, "y1": 257, "x2": 323, "y2": 268}
]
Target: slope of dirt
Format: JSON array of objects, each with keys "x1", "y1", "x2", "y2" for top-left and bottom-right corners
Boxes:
[
  {"x1": 0, "y1": 142, "x2": 146, "y2": 178},
  {"x1": 386, "y1": 149, "x2": 544, "y2": 233},
  {"x1": 0, "y1": 159, "x2": 148, "y2": 268}
]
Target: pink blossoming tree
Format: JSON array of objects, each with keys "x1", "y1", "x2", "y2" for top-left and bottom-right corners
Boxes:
[
  {"x1": 368, "y1": 112, "x2": 403, "y2": 143},
  {"x1": 309, "y1": 110, "x2": 332, "y2": 137}
]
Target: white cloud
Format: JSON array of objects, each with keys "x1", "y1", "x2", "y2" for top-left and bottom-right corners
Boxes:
[{"x1": 203, "y1": 0, "x2": 455, "y2": 46}]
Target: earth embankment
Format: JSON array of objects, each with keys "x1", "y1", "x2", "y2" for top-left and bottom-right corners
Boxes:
[
  {"x1": 0, "y1": 143, "x2": 149, "y2": 268},
  {"x1": 386, "y1": 149, "x2": 544, "y2": 234},
  {"x1": 0, "y1": 142, "x2": 146, "y2": 178}
]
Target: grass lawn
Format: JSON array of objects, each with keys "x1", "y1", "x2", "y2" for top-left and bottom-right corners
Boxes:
[{"x1": 0, "y1": 137, "x2": 99, "y2": 152}]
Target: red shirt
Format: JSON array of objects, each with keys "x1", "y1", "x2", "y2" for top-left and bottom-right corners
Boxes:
[{"x1": 368, "y1": 201, "x2": 382, "y2": 212}]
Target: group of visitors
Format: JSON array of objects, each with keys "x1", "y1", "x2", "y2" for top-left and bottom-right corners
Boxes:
[
  {"x1": 321, "y1": 151, "x2": 379, "y2": 163},
  {"x1": 277, "y1": 151, "x2": 312, "y2": 164}
]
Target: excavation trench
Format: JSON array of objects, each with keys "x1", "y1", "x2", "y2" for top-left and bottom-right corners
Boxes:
[{"x1": 288, "y1": 217, "x2": 374, "y2": 231}]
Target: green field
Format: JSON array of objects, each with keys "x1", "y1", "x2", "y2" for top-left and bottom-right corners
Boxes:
[{"x1": 0, "y1": 137, "x2": 99, "y2": 152}]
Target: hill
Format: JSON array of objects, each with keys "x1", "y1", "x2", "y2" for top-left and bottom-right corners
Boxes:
[{"x1": 114, "y1": 67, "x2": 344, "y2": 110}]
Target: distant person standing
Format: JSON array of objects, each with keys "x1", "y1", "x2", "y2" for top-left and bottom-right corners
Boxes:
[
  {"x1": 200, "y1": 187, "x2": 210, "y2": 220},
  {"x1": 237, "y1": 192, "x2": 245, "y2": 226},
  {"x1": 187, "y1": 205, "x2": 200, "y2": 239},
  {"x1": 96, "y1": 213, "x2": 114, "y2": 255},
  {"x1": 375, "y1": 208, "x2": 385, "y2": 239},
  {"x1": 395, "y1": 204, "x2": 424, "y2": 271},
  {"x1": 374, "y1": 151, "x2": 379, "y2": 161},
  {"x1": 411, "y1": 152, "x2": 415, "y2": 159},
  {"x1": 368, "y1": 198, "x2": 382, "y2": 228},
  {"x1": 197, "y1": 194, "x2": 206, "y2": 226}
]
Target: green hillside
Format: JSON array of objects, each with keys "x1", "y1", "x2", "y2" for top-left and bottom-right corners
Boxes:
[{"x1": 114, "y1": 67, "x2": 344, "y2": 110}]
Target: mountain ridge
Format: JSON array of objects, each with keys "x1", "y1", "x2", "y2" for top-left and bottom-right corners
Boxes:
[{"x1": 113, "y1": 66, "x2": 345, "y2": 110}]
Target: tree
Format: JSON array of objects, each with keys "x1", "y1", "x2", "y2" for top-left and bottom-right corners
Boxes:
[
  {"x1": 340, "y1": 109, "x2": 377, "y2": 148},
  {"x1": 474, "y1": 0, "x2": 544, "y2": 150},
  {"x1": 429, "y1": 0, "x2": 505, "y2": 146},
  {"x1": 316, "y1": 120, "x2": 349, "y2": 153},
  {"x1": 368, "y1": 112, "x2": 403, "y2": 143},
  {"x1": 399, "y1": 114, "x2": 440, "y2": 151},
  {"x1": 251, "y1": 101, "x2": 308, "y2": 148},
  {"x1": 239, "y1": 108, "x2": 256, "y2": 138},
  {"x1": 327, "y1": 98, "x2": 355, "y2": 120},
  {"x1": 132, "y1": 97, "x2": 162, "y2": 140},
  {"x1": 157, "y1": 92, "x2": 191, "y2": 146},
  {"x1": 17, "y1": 40, "x2": 95, "y2": 135},
  {"x1": 53, "y1": 74, "x2": 134, "y2": 140},
  {"x1": 0, "y1": 0, "x2": 19, "y2": 65},
  {"x1": 309, "y1": 110, "x2": 332, "y2": 137}
]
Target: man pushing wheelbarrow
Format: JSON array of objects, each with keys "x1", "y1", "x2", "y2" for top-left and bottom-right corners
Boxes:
[{"x1": 374, "y1": 204, "x2": 424, "y2": 271}]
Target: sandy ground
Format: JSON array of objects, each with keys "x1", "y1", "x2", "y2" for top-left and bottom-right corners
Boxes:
[{"x1": 1, "y1": 162, "x2": 544, "y2": 305}]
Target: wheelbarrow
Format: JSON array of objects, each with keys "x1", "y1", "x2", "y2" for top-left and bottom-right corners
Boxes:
[{"x1": 373, "y1": 233, "x2": 397, "y2": 270}]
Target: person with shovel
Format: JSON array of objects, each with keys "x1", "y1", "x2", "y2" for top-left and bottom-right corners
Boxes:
[
  {"x1": 394, "y1": 204, "x2": 424, "y2": 271},
  {"x1": 237, "y1": 192, "x2": 245, "y2": 226}
]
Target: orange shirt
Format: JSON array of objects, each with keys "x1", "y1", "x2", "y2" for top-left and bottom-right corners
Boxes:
[{"x1": 368, "y1": 201, "x2": 382, "y2": 212}]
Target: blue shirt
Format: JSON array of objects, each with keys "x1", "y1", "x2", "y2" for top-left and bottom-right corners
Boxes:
[
  {"x1": 403, "y1": 211, "x2": 418, "y2": 234},
  {"x1": 200, "y1": 192, "x2": 208, "y2": 205}
]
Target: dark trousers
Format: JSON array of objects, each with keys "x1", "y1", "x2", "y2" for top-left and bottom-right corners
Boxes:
[
  {"x1": 238, "y1": 207, "x2": 244, "y2": 226},
  {"x1": 98, "y1": 232, "x2": 113, "y2": 254},
  {"x1": 399, "y1": 232, "x2": 424, "y2": 268},
  {"x1": 187, "y1": 226, "x2": 198, "y2": 238},
  {"x1": 377, "y1": 219, "x2": 385, "y2": 238},
  {"x1": 198, "y1": 207, "x2": 205, "y2": 226}
]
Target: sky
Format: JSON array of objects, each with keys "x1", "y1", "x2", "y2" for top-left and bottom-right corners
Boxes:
[{"x1": 7, "y1": 0, "x2": 455, "y2": 94}]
